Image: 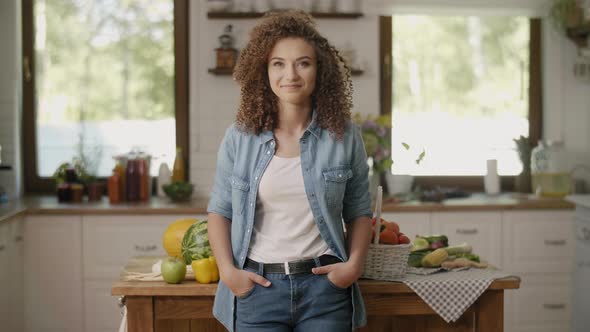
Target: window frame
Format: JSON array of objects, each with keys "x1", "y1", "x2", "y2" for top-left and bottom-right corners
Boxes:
[
  {"x1": 379, "y1": 16, "x2": 542, "y2": 192},
  {"x1": 21, "y1": 0, "x2": 190, "y2": 193}
]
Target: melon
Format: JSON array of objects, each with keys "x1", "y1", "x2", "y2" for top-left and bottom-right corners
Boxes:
[
  {"x1": 181, "y1": 220, "x2": 212, "y2": 264},
  {"x1": 162, "y1": 218, "x2": 198, "y2": 259}
]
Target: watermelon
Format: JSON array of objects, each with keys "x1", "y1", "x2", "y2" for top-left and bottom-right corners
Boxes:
[{"x1": 181, "y1": 220, "x2": 213, "y2": 264}]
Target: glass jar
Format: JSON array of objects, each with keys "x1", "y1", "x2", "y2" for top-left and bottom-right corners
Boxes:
[{"x1": 531, "y1": 140, "x2": 571, "y2": 197}]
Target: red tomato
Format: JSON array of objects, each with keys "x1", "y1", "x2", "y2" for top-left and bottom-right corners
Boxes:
[
  {"x1": 398, "y1": 234, "x2": 411, "y2": 244},
  {"x1": 379, "y1": 229, "x2": 399, "y2": 245}
]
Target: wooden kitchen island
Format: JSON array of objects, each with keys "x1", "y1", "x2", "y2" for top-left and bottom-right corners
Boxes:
[{"x1": 112, "y1": 266, "x2": 519, "y2": 332}]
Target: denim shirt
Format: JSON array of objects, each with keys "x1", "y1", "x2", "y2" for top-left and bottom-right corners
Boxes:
[{"x1": 207, "y1": 115, "x2": 372, "y2": 331}]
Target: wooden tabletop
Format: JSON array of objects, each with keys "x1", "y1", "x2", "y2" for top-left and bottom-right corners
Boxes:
[
  {"x1": 112, "y1": 256, "x2": 520, "y2": 297},
  {"x1": 111, "y1": 277, "x2": 520, "y2": 297}
]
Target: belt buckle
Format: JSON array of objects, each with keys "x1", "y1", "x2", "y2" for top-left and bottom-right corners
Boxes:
[{"x1": 284, "y1": 261, "x2": 291, "y2": 275}]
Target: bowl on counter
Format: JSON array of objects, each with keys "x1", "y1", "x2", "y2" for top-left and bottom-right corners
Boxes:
[{"x1": 163, "y1": 182, "x2": 194, "y2": 202}]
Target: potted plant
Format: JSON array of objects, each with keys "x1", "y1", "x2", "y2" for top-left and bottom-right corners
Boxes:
[{"x1": 549, "y1": 0, "x2": 584, "y2": 34}]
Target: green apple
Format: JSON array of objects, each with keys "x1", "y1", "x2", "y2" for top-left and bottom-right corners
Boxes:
[{"x1": 161, "y1": 257, "x2": 187, "y2": 284}]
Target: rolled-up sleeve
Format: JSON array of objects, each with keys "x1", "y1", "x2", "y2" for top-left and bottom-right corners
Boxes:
[
  {"x1": 342, "y1": 124, "x2": 373, "y2": 224},
  {"x1": 207, "y1": 126, "x2": 235, "y2": 221}
]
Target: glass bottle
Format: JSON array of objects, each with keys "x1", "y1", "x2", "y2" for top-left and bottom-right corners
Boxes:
[
  {"x1": 126, "y1": 159, "x2": 139, "y2": 202},
  {"x1": 137, "y1": 157, "x2": 149, "y2": 202},
  {"x1": 158, "y1": 161, "x2": 171, "y2": 197},
  {"x1": 108, "y1": 170, "x2": 121, "y2": 204},
  {"x1": 113, "y1": 156, "x2": 127, "y2": 202},
  {"x1": 531, "y1": 140, "x2": 571, "y2": 197},
  {"x1": 172, "y1": 147, "x2": 185, "y2": 183}
]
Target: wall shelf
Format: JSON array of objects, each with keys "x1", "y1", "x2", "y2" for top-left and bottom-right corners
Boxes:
[
  {"x1": 208, "y1": 68, "x2": 364, "y2": 76},
  {"x1": 207, "y1": 12, "x2": 363, "y2": 19},
  {"x1": 566, "y1": 25, "x2": 590, "y2": 48}
]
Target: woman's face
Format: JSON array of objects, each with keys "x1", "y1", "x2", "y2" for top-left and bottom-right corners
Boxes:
[{"x1": 267, "y1": 37, "x2": 317, "y2": 107}]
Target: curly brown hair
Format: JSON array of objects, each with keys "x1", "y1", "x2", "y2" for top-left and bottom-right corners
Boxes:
[{"x1": 233, "y1": 10, "x2": 353, "y2": 139}]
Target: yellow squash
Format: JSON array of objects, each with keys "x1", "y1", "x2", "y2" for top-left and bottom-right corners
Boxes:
[{"x1": 191, "y1": 256, "x2": 219, "y2": 284}]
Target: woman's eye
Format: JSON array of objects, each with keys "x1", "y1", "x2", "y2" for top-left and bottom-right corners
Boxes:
[
  {"x1": 272, "y1": 62, "x2": 283, "y2": 67},
  {"x1": 299, "y1": 61, "x2": 310, "y2": 67}
]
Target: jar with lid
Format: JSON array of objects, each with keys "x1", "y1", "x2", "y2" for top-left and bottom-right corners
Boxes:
[{"x1": 531, "y1": 140, "x2": 571, "y2": 197}]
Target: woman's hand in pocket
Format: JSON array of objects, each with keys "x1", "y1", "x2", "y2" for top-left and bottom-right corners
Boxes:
[
  {"x1": 222, "y1": 267, "x2": 271, "y2": 297},
  {"x1": 312, "y1": 261, "x2": 361, "y2": 289}
]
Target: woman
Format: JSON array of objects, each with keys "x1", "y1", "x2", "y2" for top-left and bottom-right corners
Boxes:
[{"x1": 207, "y1": 10, "x2": 373, "y2": 332}]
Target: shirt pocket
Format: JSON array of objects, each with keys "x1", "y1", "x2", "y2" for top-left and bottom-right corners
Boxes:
[
  {"x1": 322, "y1": 167, "x2": 353, "y2": 209},
  {"x1": 231, "y1": 175, "x2": 250, "y2": 216}
]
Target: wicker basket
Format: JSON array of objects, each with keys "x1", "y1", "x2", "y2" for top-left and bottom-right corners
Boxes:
[
  {"x1": 362, "y1": 243, "x2": 411, "y2": 280},
  {"x1": 362, "y1": 185, "x2": 411, "y2": 280}
]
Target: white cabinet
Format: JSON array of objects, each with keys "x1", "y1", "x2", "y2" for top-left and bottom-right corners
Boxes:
[
  {"x1": 432, "y1": 211, "x2": 502, "y2": 268},
  {"x1": 24, "y1": 215, "x2": 83, "y2": 332},
  {"x1": 8, "y1": 217, "x2": 24, "y2": 332},
  {"x1": 381, "y1": 212, "x2": 431, "y2": 239},
  {"x1": 505, "y1": 274, "x2": 572, "y2": 332},
  {"x1": 84, "y1": 280, "x2": 122, "y2": 332},
  {"x1": 82, "y1": 214, "x2": 206, "y2": 332},
  {"x1": 0, "y1": 216, "x2": 24, "y2": 332},
  {"x1": 0, "y1": 221, "x2": 10, "y2": 328},
  {"x1": 503, "y1": 210, "x2": 575, "y2": 273},
  {"x1": 502, "y1": 210, "x2": 574, "y2": 332},
  {"x1": 83, "y1": 214, "x2": 205, "y2": 280}
]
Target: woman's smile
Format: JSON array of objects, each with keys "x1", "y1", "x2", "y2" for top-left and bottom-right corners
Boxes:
[{"x1": 268, "y1": 37, "x2": 317, "y2": 105}]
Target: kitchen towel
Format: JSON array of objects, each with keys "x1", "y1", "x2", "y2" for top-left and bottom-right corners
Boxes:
[
  {"x1": 122, "y1": 259, "x2": 195, "y2": 281},
  {"x1": 394, "y1": 269, "x2": 517, "y2": 323}
]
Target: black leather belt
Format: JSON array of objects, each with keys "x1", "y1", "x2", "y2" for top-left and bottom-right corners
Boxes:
[{"x1": 245, "y1": 255, "x2": 342, "y2": 275}]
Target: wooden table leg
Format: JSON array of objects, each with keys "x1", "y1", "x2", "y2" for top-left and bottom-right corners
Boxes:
[
  {"x1": 476, "y1": 290, "x2": 504, "y2": 332},
  {"x1": 127, "y1": 296, "x2": 154, "y2": 332}
]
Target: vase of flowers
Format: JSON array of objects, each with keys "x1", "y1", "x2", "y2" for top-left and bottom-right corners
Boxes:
[
  {"x1": 353, "y1": 113, "x2": 425, "y2": 197},
  {"x1": 353, "y1": 113, "x2": 393, "y2": 197}
]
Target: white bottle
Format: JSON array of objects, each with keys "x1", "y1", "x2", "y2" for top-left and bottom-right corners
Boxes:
[
  {"x1": 157, "y1": 162, "x2": 172, "y2": 198},
  {"x1": 484, "y1": 159, "x2": 500, "y2": 195}
]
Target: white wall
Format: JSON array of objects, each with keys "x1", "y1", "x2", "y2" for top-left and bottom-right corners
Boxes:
[
  {"x1": 189, "y1": 1, "x2": 379, "y2": 198},
  {"x1": 543, "y1": 19, "x2": 590, "y2": 186},
  {"x1": 0, "y1": 0, "x2": 588, "y2": 197},
  {"x1": 0, "y1": 0, "x2": 22, "y2": 199}
]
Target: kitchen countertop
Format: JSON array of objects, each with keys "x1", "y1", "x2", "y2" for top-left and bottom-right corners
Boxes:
[
  {"x1": 566, "y1": 194, "x2": 590, "y2": 209},
  {"x1": 0, "y1": 193, "x2": 574, "y2": 223}
]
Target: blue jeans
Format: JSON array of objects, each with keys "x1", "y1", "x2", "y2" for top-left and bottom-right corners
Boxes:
[{"x1": 235, "y1": 258, "x2": 353, "y2": 332}]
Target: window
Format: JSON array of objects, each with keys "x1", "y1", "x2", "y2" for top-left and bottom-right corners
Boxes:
[
  {"x1": 381, "y1": 16, "x2": 541, "y2": 190},
  {"x1": 22, "y1": 0, "x2": 189, "y2": 192}
]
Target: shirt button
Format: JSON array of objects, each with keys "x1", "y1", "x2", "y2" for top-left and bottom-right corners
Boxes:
[
  {"x1": 311, "y1": 193, "x2": 315, "y2": 197},
  {"x1": 271, "y1": 142, "x2": 275, "y2": 146},
  {"x1": 267, "y1": 151, "x2": 271, "y2": 154},
  {"x1": 250, "y1": 203, "x2": 253, "y2": 207},
  {"x1": 338, "y1": 174, "x2": 342, "y2": 178}
]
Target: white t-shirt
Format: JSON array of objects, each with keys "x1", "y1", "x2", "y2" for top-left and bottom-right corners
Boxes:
[{"x1": 247, "y1": 155, "x2": 333, "y2": 263}]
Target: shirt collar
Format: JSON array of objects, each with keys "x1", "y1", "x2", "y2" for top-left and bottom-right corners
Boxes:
[{"x1": 258, "y1": 109, "x2": 321, "y2": 145}]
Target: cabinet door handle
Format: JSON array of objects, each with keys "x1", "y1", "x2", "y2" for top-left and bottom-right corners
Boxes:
[
  {"x1": 543, "y1": 303, "x2": 566, "y2": 310},
  {"x1": 456, "y1": 228, "x2": 478, "y2": 235},
  {"x1": 544, "y1": 239, "x2": 566, "y2": 246},
  {"x1": 135, "y1": 244, "x2": 157, "y2": 252}
]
